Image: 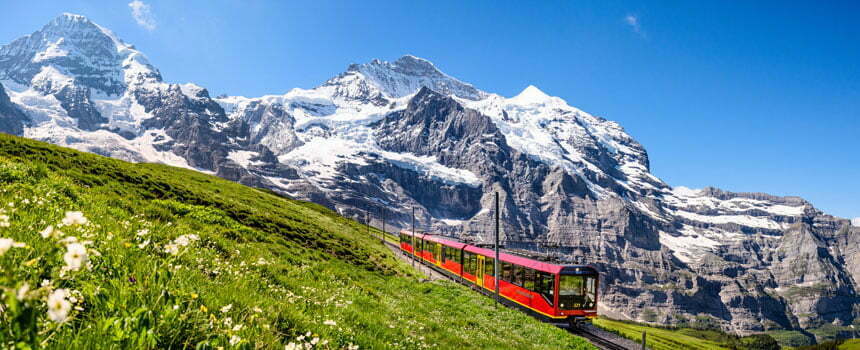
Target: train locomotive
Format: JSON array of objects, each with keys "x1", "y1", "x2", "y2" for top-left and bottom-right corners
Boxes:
[{"x1": 398, "y1": 230, "x2": 599, "y2": 327}]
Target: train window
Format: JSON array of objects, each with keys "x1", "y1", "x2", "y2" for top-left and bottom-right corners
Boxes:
[
  {"x1": 523, "y1": 268, "x2": 535, "y2": 290},
  {"x1": 472, "y1": 254, "x2": 478, "y2": 273},
  {"x1": 558, "y1": 275, "x2": 586, "y2": 310},
  {"x1": 536, "y1": 272, "x2": 554, "y2": 306},
  {"x1": 511, "y1": 265, "x2": 522, "y2": 286},
  {"x1": 484, "y1": 258, "x2": 494, "y2": 277},
  {"x1": 464, "y1": 252, "x2": 475, "y2": 275},
  {"x1": 584, "y1": 275, "x2": 597, "y2": 309},
  {"x1": 470, "y1": 254, "x2": 477, "y2": 275},
  {"x1": 502, "y1": 262, "x2": 512, "y2": 281}
]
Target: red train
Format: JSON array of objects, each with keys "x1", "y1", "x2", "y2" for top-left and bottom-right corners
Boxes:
[{"x1": 398, "y1": 230, "x2": 598, "y2": 326}]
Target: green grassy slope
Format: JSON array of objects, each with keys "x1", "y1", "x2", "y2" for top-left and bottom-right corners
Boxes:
[
  {"x1": 595, "y1": 317, "x2": 860, "y2": 350},
  {"x1": 593, "y1": 317, "x2": 832, "y2": 350},
  {"x1": 594, "y1": 318, "x2": 729, "y2": 350},
  {"x1": 0, "y1": 134, "x2": 593, "y2": 349}
]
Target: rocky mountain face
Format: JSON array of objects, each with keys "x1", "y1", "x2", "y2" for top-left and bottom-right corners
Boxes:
[
  {"x1": 1, "y1": 14, "x2": 857, "y2": 338},
  {"x1": 0, "y1": 82, "x2": 29, "y2": 134}
]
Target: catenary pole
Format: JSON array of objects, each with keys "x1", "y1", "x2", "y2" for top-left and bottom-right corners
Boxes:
[
  {"x1": 381, "y1": 209, "x2": 386, "y2": 245},
  {"x1": 494, "y1": 192, "x2": 500, "y2": 305}
]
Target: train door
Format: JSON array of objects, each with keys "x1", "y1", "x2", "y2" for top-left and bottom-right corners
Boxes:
[
  {"x1": 476, "y1": 255, "x2": 485, "y2": 286},
  {"x1": 434, "y1": 243, "x2": 442, "y2": 266}
]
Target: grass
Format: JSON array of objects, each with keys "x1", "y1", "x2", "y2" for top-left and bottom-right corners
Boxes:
[
  {"x1": 841, "y1": 339, "x2": 860, "y2": 349},
  {"x1": 767, "y1": 330, "x2": 814, "y2": 347},
  {"x1": 595, "y1": 317, "x2": 860, "y2": 350},
  {"x1": 593, "y1": 318, "x2": 729, "y2": 350},
  {"x1": 0, "y1": 134, "x2": 594, "y2": 349}
]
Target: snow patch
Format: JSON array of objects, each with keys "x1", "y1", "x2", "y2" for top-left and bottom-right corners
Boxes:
[
  {"x1": 852, "y1": 218, "x2": 860, "y2": 227},
  {"x1": 672, "y1": 186, "x2": 702, "y2": 197},
  {"x1": 30, "y1": 66, "x2": 74, "y2": 92},
  {"x1": 672, "y1": 210, "x2": 785, "y2": 230},
  {"x1": 6, "y1": 87, "x2": 72, "y2": 125},
  {"x1": 31, "y1": 38, "x2": 68, "y2": 62},
  {"x1": 179, "y1": 83, "x2": 205, "y2": 98},
  {"x1": 227, "y1": 150, "x2": 263, "y2": 168},
  {"x1": 659, "y1": 227, "x2": 722, "y2": 263},
  {"x1": 438, "y1": 219, "x2": 465, "y2": 226},
  {"x1": 509, "y1": 85, "x2": 554, "y2": 105},
  {"x1": 93, "y1": 93, "x2": 153, "y2": 135},
  {"x1": 380, "y1": 151, "x2": 482, "y2": 188}
]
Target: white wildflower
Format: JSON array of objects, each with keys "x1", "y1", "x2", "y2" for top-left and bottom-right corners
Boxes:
[
  {"x1": 0, "y1": 237, "x2": 25, "y2": 255},
  {"x1": 165, "y1": 234, "x2": 199, "y2": 255},
  {"x1": 164, "y1": 243, "x2": 179, "y2": 255},
  {"x1": 229, "y1": 335, "x2": 241, "y2": 346},
  {"x1": 63, "y1": 243, "x2": 88, "y2": 271},
  {"x1": 47, "y1": 289, "x2": 72, "y2": 323},
  {"x1": 40, "y1": 225, "x2": 61, "y2": 239},
  {"x1": 220, "y1": 304, "x2": 232, "y2": 313},
  {"x1": 16, "y1": 283, "x2": 30, "y2": 301},
  {"x1": 323, "y1": 319, "x2": 336, "y2": 326},
  {"x1": 174, "y1": 234, "x2": 199, "y2": 247},
  {"x1": 0, "y1": 215, "x2": 10, "y2": 227},
  {"x1": 61, "y1": 211, "x2": 88, "y2": 226},
  {"x1": 59, "y1": 236, "x2": 79, "y2": 245},
  {"x1": 136, "y1": 229, "x2": 149, "y2": 236}
]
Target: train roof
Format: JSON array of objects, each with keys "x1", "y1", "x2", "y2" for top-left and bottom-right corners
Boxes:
[
  {"x1": 401, "y1": 230, "x2": 582, "y2": 275},
  {"x1": 463, "y1": 244, "x2": 563, "y2": 274}
]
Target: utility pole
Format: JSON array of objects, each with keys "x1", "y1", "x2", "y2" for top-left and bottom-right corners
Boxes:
[
  {"x1": 494, "y1": 192, "x2": 500, "y2": 305},
  {"x1": 365, "y1": 210, "x2": 370, "y2": 238},
  {"x1": 411, "y1": 206, "x2": 416, "y2": 267},
  {"x1": 381, "y1": 209, "x2": 386, "y2": 245},
  {"x1": 641, "y1": 331, "x2": 647, "y2": 350}
]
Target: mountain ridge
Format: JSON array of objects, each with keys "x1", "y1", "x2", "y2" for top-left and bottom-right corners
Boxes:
[{"x1": 1, "y1": 14, "x2": 857, "y2": 339}]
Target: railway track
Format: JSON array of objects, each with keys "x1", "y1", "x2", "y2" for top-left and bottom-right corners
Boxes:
[
  {"x1": 568, "y1": 326, "x2": 631, "y2": 350},
  {"x1": 379, "y1": 235, "x2": 634, "y2": 350}
]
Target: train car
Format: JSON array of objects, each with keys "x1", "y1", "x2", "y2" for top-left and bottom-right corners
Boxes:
[{"x1": 398, "y1": 230, "x2": 598, "y2": 326}]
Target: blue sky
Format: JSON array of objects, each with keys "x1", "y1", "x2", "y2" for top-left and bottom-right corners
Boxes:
[{"x1": 1, "y1": 1, "x2": 858, "y2": 218}]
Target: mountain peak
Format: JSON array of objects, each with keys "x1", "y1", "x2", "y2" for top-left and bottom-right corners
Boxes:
[
  {"x1": 42, "y1": 12, "x2": 106, "y2": 37},
  {"x1": 510, "y1": 85, "x2": 553, "y2": 104},
  {"x1": 0, "y1": 13, "x2": 160, "y2": 95},
  {"x1": 58, "y1": 13, "x2": 89, "y2": 22},
  {"x1": 391, "y1": 54, "x2": 441, "y2": 76},
  {"x1": 334, "y1": 55, "x2": 485, "y2": 101}
]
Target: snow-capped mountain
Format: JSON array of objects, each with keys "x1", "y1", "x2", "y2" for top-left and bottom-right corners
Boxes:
[{"x1": 1, "y1": 14, "x2": 858, "y2": 338}]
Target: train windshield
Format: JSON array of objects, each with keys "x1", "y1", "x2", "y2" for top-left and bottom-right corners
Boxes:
[{"x1": 558, "y1": 274, "x2": 597, "y2": 310}]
